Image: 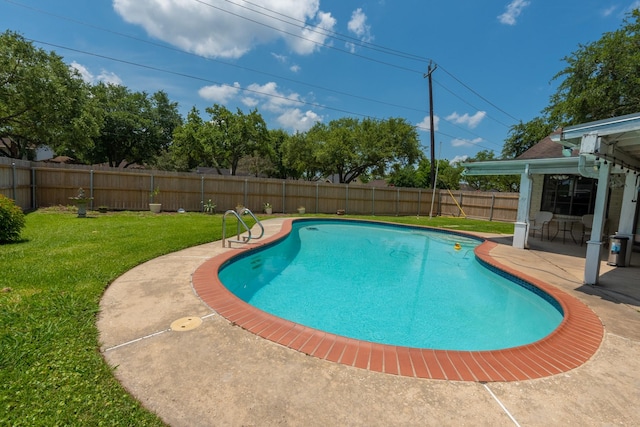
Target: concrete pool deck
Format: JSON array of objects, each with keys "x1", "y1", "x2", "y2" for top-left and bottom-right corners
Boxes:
[{"x1": 98, "y1": 218, "x2": 640, "y2": 426}]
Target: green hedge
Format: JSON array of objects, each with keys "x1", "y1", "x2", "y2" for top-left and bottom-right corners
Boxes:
[{"x1": 0, "y1": 194, "x2": 25, "y2": 243}]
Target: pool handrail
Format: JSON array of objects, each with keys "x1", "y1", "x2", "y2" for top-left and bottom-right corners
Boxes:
[{"x1": 222, "y1": 208, "x2": 264, "y2": 247}]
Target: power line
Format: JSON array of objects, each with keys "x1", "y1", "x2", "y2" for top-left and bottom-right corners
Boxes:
[
  {"x1": 5, "y1": 0, "x2": 520, "y2": 130},
  {"x1": 5, "y1": 0, "x2": 519, "y2": 150},
  {"x1": 438, "y1": 64, "x2": 521, "y2": 123},
  {"x1": 3, "y1": 0, "x2": 427, "y2": 115}
]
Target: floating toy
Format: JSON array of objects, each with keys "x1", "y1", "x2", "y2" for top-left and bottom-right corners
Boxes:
[{"x1": 454, "y1": 242, "x2": 462, "y2": 251}]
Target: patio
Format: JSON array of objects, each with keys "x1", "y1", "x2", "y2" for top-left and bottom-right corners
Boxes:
[{"x1": 98, "y1": 219, "x2": 640, "y2": 426}]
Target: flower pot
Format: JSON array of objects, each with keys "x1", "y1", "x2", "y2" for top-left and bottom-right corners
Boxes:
[
  {"x1": 149, "y1": 203, "x2": 162, "y2": 214},
  {"x1": 297, "y1": 207, "x2": 305, "y2": 214},
  {"x1": 264, "y1": 207, "x2": 272, "y2": 215}
]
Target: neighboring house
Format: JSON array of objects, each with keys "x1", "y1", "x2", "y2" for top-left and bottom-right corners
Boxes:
[{"x1": 462, "y1": 113, "x2": 640, "y2": 285}]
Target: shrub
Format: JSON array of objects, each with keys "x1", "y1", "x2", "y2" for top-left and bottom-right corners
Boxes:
[{"x1": 0, "y1": 194, "x2": 25, "y2": 243}]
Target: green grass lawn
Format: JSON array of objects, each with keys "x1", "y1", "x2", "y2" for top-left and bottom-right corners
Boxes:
[{"x1": 0, "y1": 208, "x2": 513, "y2": 425}]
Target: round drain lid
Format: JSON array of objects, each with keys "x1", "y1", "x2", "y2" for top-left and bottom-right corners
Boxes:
[{"x1": 170, "y1": 316, "x2": 203, "y2": 331}]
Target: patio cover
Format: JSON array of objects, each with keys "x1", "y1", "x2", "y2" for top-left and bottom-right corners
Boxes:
[{"x1": 462, "y1": 112, "x2": 640, "y2": 285}]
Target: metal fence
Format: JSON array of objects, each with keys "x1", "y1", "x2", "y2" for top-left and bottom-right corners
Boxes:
[{"x1": 0, "y1": 157, "x2": 518, "y2": 221}]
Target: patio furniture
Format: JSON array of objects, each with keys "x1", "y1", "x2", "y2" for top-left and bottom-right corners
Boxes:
[
  {"x1": 529, "y1": 211, "x2": 553, "y2": 240},
  {"x1": 580, "y1": 214, "x2": 593, "y2": 246},
  {"x1": 581, "y1": 215, "x2": 609, "y2": 245},
  {"x1": 551, "y1": 217, "x2": 579, "y2": 244}
]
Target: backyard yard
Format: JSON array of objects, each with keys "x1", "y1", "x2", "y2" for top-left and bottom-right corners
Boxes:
[{"x1": 0, "y1": 208, "x2": 513, "y2": 425}]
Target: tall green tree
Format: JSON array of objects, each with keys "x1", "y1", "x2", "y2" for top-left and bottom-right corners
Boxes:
[
  {"x1": 84, "y1": 84, "x2": 181, "y2": 167},
  {"x1": 502, "y1": 117, "x2": 555, "y2": 159},
  {"x1": 0, "y1": 31, "x2": 95, "y2": 159},
  {"x1": 169, "y1": 106, "x2": 208, "y2": 171},
  {"x1": 309, "y1": 117, "x2": 421, "y2": 184},
  {"x1": 265, "y1": 128, "x2": 293, "y2": 179},
  {"x1": 546, "y1": 9, "x2": 640, "y2": 125},
  {"x1": 281, "y1": 131, "x2": 322, "y2": 180},
  {"x1": 464, "y1": 150, "x2": 519, "y2": 192},
  {"x1": 204, "y1": 104, "x2": 269, "y2": 175}
]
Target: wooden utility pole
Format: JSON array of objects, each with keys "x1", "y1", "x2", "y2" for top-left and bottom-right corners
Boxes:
[{"x1": 424, "y1": 61, "x2": 437, "y2": 189}]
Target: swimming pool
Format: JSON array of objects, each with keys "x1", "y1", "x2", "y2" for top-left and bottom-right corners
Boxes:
[
  {"x1": 193, "y1": 218, "x2": 604, "y2": 381},
  {"x1": 218, "y1": 220, "x2": 563, "y2": 351}
]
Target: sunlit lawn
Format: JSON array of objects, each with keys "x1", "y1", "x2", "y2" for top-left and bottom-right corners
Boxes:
[{"x1": 0, "y1": 208, "x2": 512, "y2": 425}]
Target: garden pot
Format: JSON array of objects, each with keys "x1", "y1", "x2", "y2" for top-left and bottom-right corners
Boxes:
[
  {"x1": 264, "y1": 207, "x2": 273, "y2": 215},
  {"x1": 149, "y1": 203, "x2": 162, "y2": 213},
  {"x1": 297, "y1": 207, "x2": 305, "y2": 214}
]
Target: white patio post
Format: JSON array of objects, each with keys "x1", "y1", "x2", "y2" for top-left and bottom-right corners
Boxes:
[
  {"x1": 617, "y1": 172, "x2": 639, "y2": 266},
  {"x1": 585, "y1": 160, "x2": 612, "y2": 285},
  {"x1": 513, "y1": 164, "x2": 532, "y2": 249}
]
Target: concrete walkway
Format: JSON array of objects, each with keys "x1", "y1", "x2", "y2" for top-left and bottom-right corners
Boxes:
[{"x1": 97, "y1": 219, "x2": 640, "y2": 426}]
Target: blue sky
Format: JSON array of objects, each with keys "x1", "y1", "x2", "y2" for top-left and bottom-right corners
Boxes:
[{"x1": 2, "y1": 0, "x2": 638, "y2": 164}]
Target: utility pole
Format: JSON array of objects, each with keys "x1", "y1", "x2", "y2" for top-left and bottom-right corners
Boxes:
[{"x1": 424, "y1": 61, "x2": 437, "y2": 190}]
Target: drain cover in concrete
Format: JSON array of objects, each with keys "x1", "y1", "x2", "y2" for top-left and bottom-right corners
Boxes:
[{"x1": 170, "y1": 316, "x2": 203, "y2": 331}]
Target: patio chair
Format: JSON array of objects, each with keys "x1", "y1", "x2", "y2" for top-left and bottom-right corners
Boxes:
[
  {"x1": 529, "y1": 211, "x2": 553, "y2": 240},
  {"x1": 580, "y1": 214, "x2": 593, "y2": 246},
  {"x1": 581, "y1": 215, "x2": 610, "y2": 245}
]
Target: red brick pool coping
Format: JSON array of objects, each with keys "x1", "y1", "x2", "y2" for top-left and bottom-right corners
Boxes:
[{"x1": 193, "y1": 219, "x2": 604, "y2": 382}]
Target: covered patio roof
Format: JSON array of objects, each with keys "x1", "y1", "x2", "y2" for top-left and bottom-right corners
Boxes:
[
  {"x1": 461, "y1": 112, "x2": 640, "y2": 285},
  {"x1": 551, "y1": 112, "x2": 640, "y2": 171}
]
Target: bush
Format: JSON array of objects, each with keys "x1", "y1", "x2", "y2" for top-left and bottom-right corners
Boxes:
[{"x1": 0, "y1": 194, "x2": 25, "y2": 243}]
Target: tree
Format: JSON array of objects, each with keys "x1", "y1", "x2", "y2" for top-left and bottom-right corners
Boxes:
[
  {"x1": 464, "y1": 150, "x2": 520, "y2": 192},
  {"x1": 0, "y1": 30, "x2": 95, "y2": 159},
  {"x1": 502, "y1": 117, "x2": 555, "y2": 159},
  {"x1": 204, "y1": 104, "x2": 269, "y2": 175},
  {"x1": 309, "y1": 117, "x2": 421, "y2": 184},
  {"x1": 169, "y1": 107, "x2": 208, "y2": 171},
  {"x1": 436, "y1": 159, "x2": 463, "y2": 190},
  {"x1": 546, "y1": 9, "x2": 640, "y2": 125},
  {"x1": 82, "y1": 84, "x2": 181, "y2": 167},
  {"x1": 265, "y1": 128, "x2": 294, "y2": 179},
  {"x1": 281, "y1": 131, "x2": 322, "y2": 180}
]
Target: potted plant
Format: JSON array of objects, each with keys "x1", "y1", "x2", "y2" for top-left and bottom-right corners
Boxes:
[
  {"x1": 97, "y1": 205, "x2": 108, "y2": 214},
  {"x1": 263, "y1": 202, "x2": 272, "y2": 215},
  {"x1": 149, "y1": 187, "x2": 161, "y2": 213},
  {"x1": 203, "y1": 199, "x2": 216, "y2": 215},
  {"x1": 235, "y1": 203, "x2": 245, "y2": 214},
  {"x1": 297, "y1": 206, "x2": 305, "y2": 215}
]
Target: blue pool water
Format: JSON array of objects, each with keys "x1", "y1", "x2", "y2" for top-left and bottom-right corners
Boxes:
[{"x1": 218, "y1": 220, "x2": 563, "y2": 351}]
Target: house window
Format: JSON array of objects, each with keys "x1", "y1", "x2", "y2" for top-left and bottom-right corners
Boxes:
[{"x1": 541, "y1": 175, "x2": 597, "y2": 216}]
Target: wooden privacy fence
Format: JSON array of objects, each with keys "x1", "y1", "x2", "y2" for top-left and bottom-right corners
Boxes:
[{"x1": 0, "y1": 158, "x2": 518, "y2": 221}]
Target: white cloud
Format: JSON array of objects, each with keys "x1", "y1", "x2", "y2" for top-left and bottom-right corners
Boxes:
[
  {"x1": 445, "y1": 111, "x2": 486, "y2": 129},
  {"x1": 449, "y1": 155, "x2": 469, "y2": 165},
  {"x1": 451, "y1": 137, "x2": 483, "y2": 148},
  {"x1": 626, "y1": 1, "x2": 640, "y2": 14},
  {"x1": 602, "y1": 6, "x2": 617, "y2": 17},
  {"x1": 277, "y1": 108, "x2": 321, "y2": 132},
  {"x1": 70, "y1": 61, "x2": 93, "y2": 82},
  {"x1": 416, "y1": 115, "x2": 440, "y2": 131},
  {"x1": 497, "y1": 0, "x2": 530, "y2": 25},
  {"x1": 345, "y1": 8, "x2": 373, "y2": 52},
  {"x1": 198, "y1": 82, "x2": 241, "y2": 103},
  {"x1": 69, "y1": 61, "x2": 122, "y2": 85},
  {"x1": 97, "y1": 70, "x2": 123, "y2": 85},
  {"x1": 290, "y1": 64, "x2": 301, "y2": 73},
  {"x1": 244, "y1": 82, "x2": 302, "y2": 112},
  {"x1": 201, "y1": 80, "x2": 320, "y2": 132},
  {"x1": 271, "y1": 53, "x2": 287, "y2": 63},
  {"x1": 113, "y1": 0, "x2": 337, "y2": 59}
]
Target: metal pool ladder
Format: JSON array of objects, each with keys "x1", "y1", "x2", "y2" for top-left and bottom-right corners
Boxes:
[{"x1": 222, "y1": 208, "x2": 264, "y2": 247}]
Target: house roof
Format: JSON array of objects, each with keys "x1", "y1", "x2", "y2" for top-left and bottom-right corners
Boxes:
[{"x1": 516, "y1": 131, "x2": 571, "y2": 160}]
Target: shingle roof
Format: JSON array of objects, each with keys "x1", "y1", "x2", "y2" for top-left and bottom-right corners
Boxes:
[{"x1": 516, "y1": 131, "x2": 573, "y2": 160}]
